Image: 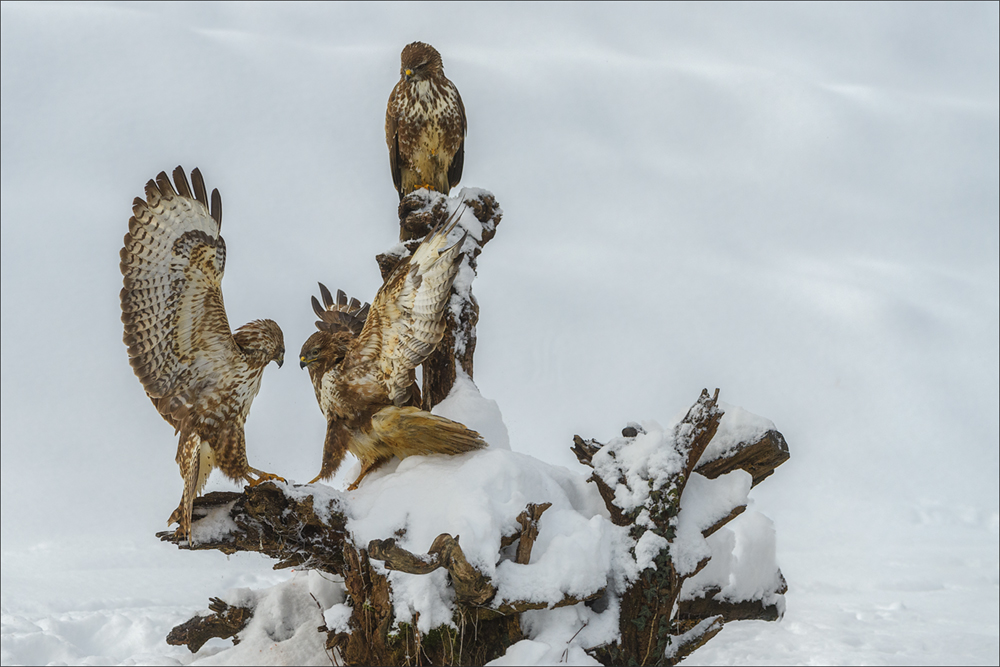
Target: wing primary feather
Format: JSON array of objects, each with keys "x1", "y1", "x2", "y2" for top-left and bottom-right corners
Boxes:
[
  {"x1": 155, "y1": 172, "x2": 174, "y2": 197},
  {"x1": 319, "y1": 283, "x2": 334, "y2": 310},
  {"x1": 449, "y1": 231, "x2": 469, "y2": 259},
  {"x1": 211, "y1": 189, "x2": 222, "y2": 226},
  {"x1": 423, "y1": 200, "x2": 467, "y2": 242},
  {"x1": 312, "y1": 295, "x2": 325, "y2": 319},
  {"x1": 337, "y1": 289, "x2": 347, "y2": 308},
  {"x1": 191, "y1": 168, "x2": 209, "y2": 209},
  {"x1": 172, "y1": 166, "x2": 193, "y2": 199},
  {"x1": 442, "y1": 202, "x2": 467, "y2": 237}
]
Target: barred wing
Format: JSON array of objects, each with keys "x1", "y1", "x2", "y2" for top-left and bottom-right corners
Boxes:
[
  {"x1": 120, "y1": 167, "x2": 238, "y2": 419},
  {"x1": 346, "y1": 223, "x2": 466, "y2": 406}
]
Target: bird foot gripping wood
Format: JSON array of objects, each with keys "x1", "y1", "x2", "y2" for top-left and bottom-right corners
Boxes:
[
  {"x1": 166, "y1": 505, "x2": 192, "y2": 545},
  {"x1": 246, "y1": 468, "x2": 286, "y2": 486}
]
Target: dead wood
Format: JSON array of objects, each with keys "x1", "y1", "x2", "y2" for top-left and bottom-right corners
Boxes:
[
  {"x1": 695, "y1": 428, "x2": 790, "y2": 486},
  {"x1": 677, "y1": 587, "x2": 784, "y2": 625},
  {"x1": 667, "y1": 616, "x2": 725, "y2": 664},
  {"x1": 156, "y1": 483, "x2": 348, "y2": 575},
  {"x1": 582, "y1": 388, "x2": 789, "y2": 666},
  {"x1": 166, "y1": 597, "x2": 253, "y2": 653},
  {"x1": 364, "y1": 502, "x2": 595, "y2": 624},
  {"x1": 369, "y1": 533, "x2": 493, "y2": 607},
  {"x1": 513, "y1": 502, "x2": 552, "y2": 564},
  {"x1": 703, "y1": 504, "x2": 747, "y2": 537}
]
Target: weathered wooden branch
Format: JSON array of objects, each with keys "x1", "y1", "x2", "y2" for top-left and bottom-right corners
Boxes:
[
  {"x1": 369, "y1": 533, "x2": 493, "y2": 607},
  {"x1": 166, "y1": 597, "x2": 253, "y2": 653},
  {"x1": 666, "y1": 616, "x2": 725, "y2": 664},
  {"x1": 365, "y1": 506, "x2": 598, "y2": 622},
  {"x1": 702, "y1": 504, "x2": 747, "y2": 538},
  {"x1": 156, "y1": 484, "x2": 348, "y2": 574},
  {"x1": 572, "y1": 435, "x2": 630, "y2": 526},
  {"x1": 677, "y1": 580, "x2": 786, "y2": 626},
  {"x1": 514, "y1": 502, "x2": 551, "y2": 565},
  {"x1": 696, "y1": 429, "x2": 790, "y2": 487}
]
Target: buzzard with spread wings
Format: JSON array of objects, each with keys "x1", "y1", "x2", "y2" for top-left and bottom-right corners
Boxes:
[
  {"x1": 299, "y1": 219, "x2": 486, "y2": 489},
  {"x1": 386, "y1": 41, "x2": 467, "y2": 200},
  {"x1": 119, "y1": 167, "x2": 285, "y2": 542}
]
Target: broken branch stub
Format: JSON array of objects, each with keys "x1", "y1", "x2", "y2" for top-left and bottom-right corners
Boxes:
[
  {"x1": 156, "y1": 483, "x2": 348, "y2": 574},
  {"x1": 166, "y1": 597, "x2": 253, "y2": 653},
  {"x1": 696, "y1": 428, "x2": 790, "y2": 486}
]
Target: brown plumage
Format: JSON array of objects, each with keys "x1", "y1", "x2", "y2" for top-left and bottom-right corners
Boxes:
[
  {"x1": 300, "y1": 219, "x2": 486, "y2": 489},
  {"x1": 120, "y1": 167, "x2": 285, "y2": 543},
  {"x1": 386, "y1": 41, "x2": 467, "y2": 200}
]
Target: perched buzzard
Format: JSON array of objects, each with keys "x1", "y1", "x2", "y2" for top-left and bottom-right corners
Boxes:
[
  {"x1": 299, "y1": 219, "x2": 486, "y2": 489},
  {"x1": 386, "y1": 41, "x2": 467, "y2": 200},
  {"x1": 119, "y1": 167, "x2": 285, "y2": 542}
]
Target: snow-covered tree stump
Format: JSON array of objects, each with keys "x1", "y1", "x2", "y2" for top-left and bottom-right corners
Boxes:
[
  {"x1": 376, "y1": 189, "x2": 501, "y2": 410},
  {"x1": 159, "y1": 388, "x2": 789, "y2": 665},
  {"x1": 572, "y1": 388, "x2": 790, "y2": 664}
]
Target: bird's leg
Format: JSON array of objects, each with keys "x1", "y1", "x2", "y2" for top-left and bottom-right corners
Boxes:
[
  {"x1": 167, "y1": 504, "x2": 190, "y2": 544},
  {"x1": 346, "y1": 457, "x2": 391, "y2": 491},
  {"x1": 245, "y1": 467, "x2": 286, "y2": 486},
  {"x1": 173, "y1": 438, "x2": 201, "y2": 545}
]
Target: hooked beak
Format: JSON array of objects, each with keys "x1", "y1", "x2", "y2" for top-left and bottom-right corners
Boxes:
[
  {"x1": 299, "y1": 356, "x2": 312, "y2": 370},
  {"x1": 275, "y1": 356, "x2": 284, "y2": 369}
]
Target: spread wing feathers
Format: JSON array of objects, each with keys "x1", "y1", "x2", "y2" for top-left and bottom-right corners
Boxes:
[
  {"x1": 120, "y1": 167, "x2": 237, "y2": 418},
  {"x1": 348, "y1": 218, "x2": 467, "y2": 406},
  {"x1": 312, "y1": 283, "x2": 370, "y2": 335},
  {"x1": 371, "y1": 406, "x2": 487, "y2": 457}
]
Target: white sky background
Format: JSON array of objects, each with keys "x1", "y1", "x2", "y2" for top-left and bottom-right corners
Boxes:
[{"x1": 1, "y1": 2, "x2": 998, "y2": 663}]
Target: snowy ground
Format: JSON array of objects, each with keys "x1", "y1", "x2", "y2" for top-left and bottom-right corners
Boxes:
[{"x1": 2, "y1": 3, "x2": 997, "y2": 665}]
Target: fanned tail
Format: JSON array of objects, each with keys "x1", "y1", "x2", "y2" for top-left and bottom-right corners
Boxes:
[{"x1": 312, "y1": 284, "x2": 370, "y2": 335}]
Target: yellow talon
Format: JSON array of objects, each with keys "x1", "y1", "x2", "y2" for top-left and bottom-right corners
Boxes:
[{"x1": 246, "y1": 468, "x2": 286, "y2": 486}]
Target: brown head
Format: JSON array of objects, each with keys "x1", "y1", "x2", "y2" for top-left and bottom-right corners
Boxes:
[
  {"x1": 400, "y1": 41, "x2": 445, "y2": 82},
  {"x1": 299, "y1": 330, "x2": 353, "y2": 393},
  {"x1": 233, "y1": 319, "x2": 284, "y2": 368}
]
